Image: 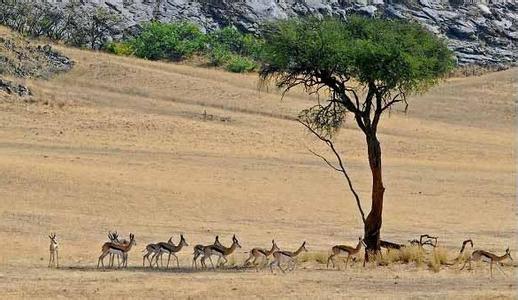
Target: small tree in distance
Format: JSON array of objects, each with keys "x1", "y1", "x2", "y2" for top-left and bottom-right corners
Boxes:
[{"x1": 259, "y1": 16, "x2": 455, "y2": 260}]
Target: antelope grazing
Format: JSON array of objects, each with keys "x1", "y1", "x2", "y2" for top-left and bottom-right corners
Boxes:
[
  {"x1": 200, "y1": 234, "x2": 242, "y2": 270},
  {"x1": 97, "y1": 233, "x2": 136, "y2": 268},
  {"x1": 48, "y1": 233, "x2": 59, "y2": 268},
  {"x1": 155, "y1": 234, "x2": 189, "y2": 268},
  {"x1": 244, "y1": 240, "x2": 280, "y2": 271},
  {"x1": 461, "y1": 247, "x2": 513, "y2": 278},
  {"x1": 327, "y1": 237, "x2": 364, "y2": 270},
  {"x1": 269, "y1": 241, "x2": 307, "y2": 273},
  {"x1": 192, "y1": 236, "x2": 223, "y2": 269},
  {"x1": 142, "y1": 243, "x2": 161, "y2": 267}
]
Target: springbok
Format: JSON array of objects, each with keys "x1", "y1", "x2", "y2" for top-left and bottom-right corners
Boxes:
[
  {"x1": 108, "y1": 231, "x2": 129, "y2": 267},
  {"x1": 192, "y1": 236, "x2": 223, "y2": 269},
  {"x1": 327, "y1": 237, "x2": 364, "y2": 270},
  {"x1": 461, "y1": 247, "x2": 513, "y2": 278},
  {"x1": 155, "y1": 234, "x2": 189, "y2": 268},
  {"x1": 142, "y1": 242, "x2": 161, "y2": 267},
  {"x1": 97, "y1": 233, "x2": 136, "y2": 268},
  {"x1": 48, "y1": 233, "x2": 59, "y2": 268},
  {"x1": 269, "y1": 241, "x2": 307, "y2": 273},
  {"x1": 244, "y1": 240, "x2": 280, "y2": 271},
  {"x1": 200, "y1": 234, "x2": 242, "y2": 270}
]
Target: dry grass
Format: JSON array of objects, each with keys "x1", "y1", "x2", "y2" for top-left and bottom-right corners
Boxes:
[
  {"x1": 299, "y1": 252, "x2": 328, "y2": 265},
  {"x1": 0, "y1": 29, "x2": 516, "y2": 298}
]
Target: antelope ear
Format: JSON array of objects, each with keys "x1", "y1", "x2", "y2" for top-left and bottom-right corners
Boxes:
[
  {"x1": 180, "y1": 234, "x2": 184, "y2": 239},
  {"x1": 272, "y1": 239, "x2": 275, "y2": 244},
  {"x1": 233, "y1": 234, "x2": 236, "y2": 239},
  {"x1": 49, "y1": 235, "x2": 52, "y2": 239}
]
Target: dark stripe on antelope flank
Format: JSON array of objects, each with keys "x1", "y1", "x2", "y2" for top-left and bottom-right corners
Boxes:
[
  {"x1": 109, "y1": 245, "x2": 125, "y2": 252},
  {"x1": 278, "y1": 251, "x2": 294, "y2": 257},
  {"x1": 209, "y1": 246, "x2": 226, "y2": 255},
  {"x1": 336, "y1": 245, "x2": 353, "y2": 252},
  {"x1": 158, "y1": 243, "x2": 174, "y2": 251},
  {"x1": 257, "y1": 249, "x2": 268, "y2": 256}
]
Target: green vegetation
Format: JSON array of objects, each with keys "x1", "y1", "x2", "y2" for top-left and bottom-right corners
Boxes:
[
  {"x1": 129, "y1": 22, "x2": 205, "y2": 61},
  {"x1": 108, "y1": 23, "x2": 263, "y2": 73}
]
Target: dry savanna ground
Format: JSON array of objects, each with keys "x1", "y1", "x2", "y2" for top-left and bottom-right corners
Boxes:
[{"x1": 0, "y1": 32, "x2": 517, "y2": 298}]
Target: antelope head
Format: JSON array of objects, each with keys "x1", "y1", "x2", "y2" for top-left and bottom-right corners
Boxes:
[
  {"x1": 272, "y1": 240, "x2": 280, "y2": 252},
  {"x1": 48, "y1": 233, "x2": 57, "y2": 244},
  {"x1": 232, "y1": 234, "x2": 242, "y2": 249},
  {"x1": 180, "y1": 234, "x2": 189, "y2": 247}
]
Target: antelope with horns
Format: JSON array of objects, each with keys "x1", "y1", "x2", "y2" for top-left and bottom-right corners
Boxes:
[
  {"x1": 155, "y1": 234, "x2": 189, "y2": 268},
  {"x1": 200, "y1": 234, "x2": 242, "y2": 270},
  {"x1": 244, "y1": 240, "x2": 279, "y2": 271},
  {"x1": 461, "y1": 247, "x2": 513, "y2": 278},
  {"x1": 192, "y1": 236, "x2": 223, "y2": 269},
  {"x1": 269, "y1": 241, "x2": 307, "y2": 273},
  {"x1": 108, "y1": 231, "x2": 129, "y2": 267},
  {"x1": 327, "y1": 237, "x2": 364, "y2": 270},
  {"x1": 97, "y1": 233, "x2": 136, "y2": 268},
  {"x1": 48, "y1": 233, "x2": 59, "y2": 268}
]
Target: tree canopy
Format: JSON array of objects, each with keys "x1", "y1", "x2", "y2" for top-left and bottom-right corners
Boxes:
[{"x1": 259, "y1": 16, "x2": 455, "y2": 135}]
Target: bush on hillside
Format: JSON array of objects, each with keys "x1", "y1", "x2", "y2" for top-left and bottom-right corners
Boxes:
[
  {"x1": 130, "y1": 22, "x2": 205, "y2": 61},
  {"x1": 225, "y1": 55, "x2": 257, "y2": 73},
  {"x1": 105, "y1": 42, "x2": 134, "y2": 56}
]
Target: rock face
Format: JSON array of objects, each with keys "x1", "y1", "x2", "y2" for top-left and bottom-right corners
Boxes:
[
  {"x1": 0, "y1": 78, "x2": 32, "y2": 97},
  {"x1": 0, "y1": 29, "x2": 74, "y2": 98},
  {"x1": 44, "y1": 1, "x2": 518, "y2": 68}
]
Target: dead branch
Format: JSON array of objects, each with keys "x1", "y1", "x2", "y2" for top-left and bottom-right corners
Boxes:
[
  {"x1": 298, "y1": 119, "x2": 366, "y2": 224},
  {"x1": 380, "y1": 240, "x2": 405, "y2": 250}
]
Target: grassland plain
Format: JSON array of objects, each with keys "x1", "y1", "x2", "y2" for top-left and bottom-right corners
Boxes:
[{"x1": 0, "y1": 28, "x2": 517, "y2": 298}]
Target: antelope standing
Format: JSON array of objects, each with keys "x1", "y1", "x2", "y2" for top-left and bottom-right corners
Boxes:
[
  {"x1": 461, "y1": 247, "x2": 513, "y2": 278},
  {"x1": 269, "y1": 241, "x2": 307, "y2": 273},
  {"x1": 192, "y1": 236, "x2": 223, "y2": 269},
  {"x1": 142, "y1": 243, "x2": 161, "y2": 267},
  {"x1": 327, "y1": 237, "x2": 364, "y2": 270},
  {"x1": 97, "y1": 233, "x2": 136, "y2": 268},
  {"x1": 108, "y1": 231, "x2": 129, "y2": 267},
  {"x1": 155, "y1": 234, "x2": 189, "y2": 268},
  {"x1": 200, "y1": 234, "x2": 241, "y2": 270},
  {"x1": 48, "y1": 233, "x2": 59, "y2": 268},
  {"x1": 244, "y1": 240, "x2": 279, "y2": 271}
]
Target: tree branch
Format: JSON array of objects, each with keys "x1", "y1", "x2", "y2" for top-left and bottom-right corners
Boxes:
[{"x1": 299, "y1": 120, "x2": 366, "y2": 224}]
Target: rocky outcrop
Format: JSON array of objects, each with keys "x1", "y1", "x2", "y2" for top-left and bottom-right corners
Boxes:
[
  {"x1": 30, "y1": 1, "x2": 518, "y2": 68},
  {"x1": 0, "y1": 37, "x2": 73, "y2": 79},
  {"x1": 0, "y1": 29, "x2": 73, "y2": 98},
  {"x1": 0, "y1": 78, "x2": 31, "y2": 97}
]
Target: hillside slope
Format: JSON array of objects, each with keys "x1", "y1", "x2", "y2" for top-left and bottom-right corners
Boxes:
[{"x1": 0, "y1": 41, "x2": 516, "y2": 298}]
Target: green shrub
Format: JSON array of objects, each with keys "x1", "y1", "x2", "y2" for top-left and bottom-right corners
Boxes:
[
  {"x1": 105, "y1": 42, "x2": 134, "y2": 56},
  {"x1": 207, "y1": 26, "x2": 264, "y2": 58},
  {"x1": 208, "y1": 46, "x2": 232, "y2": 66},
  {"x1": 225, "y1": 55, "x2": 257, "y2": 73},
  {"x1": 130, "y1": 21, "x2": 205, "y2": 61},
  {"x1": 207, "y1": 27, "x2": 244, "y2": 53}
]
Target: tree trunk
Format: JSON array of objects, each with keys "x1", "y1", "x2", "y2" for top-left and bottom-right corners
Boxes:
[{"x1": 363, "y1": 133, "x2": 385, "y2": 261}]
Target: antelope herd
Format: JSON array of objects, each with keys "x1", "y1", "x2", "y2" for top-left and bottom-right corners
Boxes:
[{"x1": 48, "y1": 232, "x2": 513, "y2": 277}]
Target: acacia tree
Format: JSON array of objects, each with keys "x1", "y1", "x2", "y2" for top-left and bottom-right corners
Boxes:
[{"x1": 259, "y1": 16, "x2": 455, "y2": 259}]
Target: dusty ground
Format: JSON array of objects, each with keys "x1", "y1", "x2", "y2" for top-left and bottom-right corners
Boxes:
[{"x1": 0, "y1": 31, "x2": 517, "y2": 298}]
